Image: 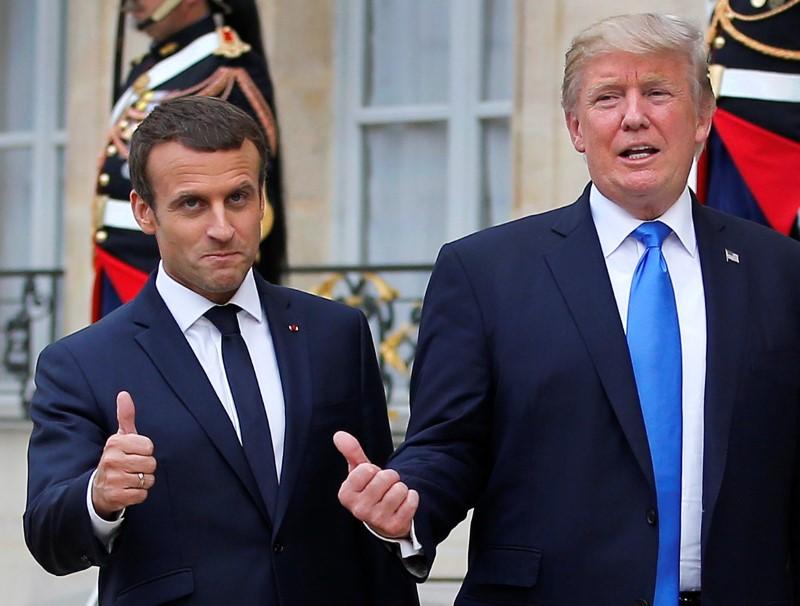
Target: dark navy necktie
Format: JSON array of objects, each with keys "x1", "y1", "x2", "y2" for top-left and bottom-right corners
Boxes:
[
  {"x1": 205, "y1": 304, "x2": 279, "y2": 514},
  {"x1": 626, "y1": 221, "x2": 682, "y2": 606}
]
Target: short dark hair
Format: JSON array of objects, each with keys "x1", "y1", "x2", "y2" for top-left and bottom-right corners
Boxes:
[{"x1": 129, "y1": 96, "x2": 269, "y2": 206}]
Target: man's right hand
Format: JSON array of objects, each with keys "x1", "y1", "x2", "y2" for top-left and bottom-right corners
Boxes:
[
  {"x1": 334, "y1": 431, "x2": 418, "y2": 540},
  {"x1": 92, "y1": 391, "x2": 157, "y2": 520}
]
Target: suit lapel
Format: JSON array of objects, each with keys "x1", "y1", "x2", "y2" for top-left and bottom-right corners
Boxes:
[
  {"x1": 693, "y1": 202, "x2": 748, "y2": 554},
  {"x1": 256, "y1": 277, "x2": 312, "y2": 536},
  {"x1": 544, "y1": 189, "x2": 654, "y2": 488},
  {"x1": 131, "y1": 278, "x2": 271, "y2": 524}
]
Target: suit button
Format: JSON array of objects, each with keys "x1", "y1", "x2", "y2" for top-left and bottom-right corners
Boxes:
[
  {"x1": 646, "y1": 508, "x2": 658, "y2": 526},
  {"x1": 273, "y1": 542, "x2": 285, "y2": 553},
  {"x1": 634, "y1": 600, "x2": 649, "y2": 606}
]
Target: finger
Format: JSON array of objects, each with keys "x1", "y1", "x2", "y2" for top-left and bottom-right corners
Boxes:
[
  {"x1": 127, "y1": 472, "x2": 156, "y2": 491},
  {"x1": 116, "y1": 391, "x2": 137, "y2": 435},
  {"x1": 340, "y1": 462, "x2": 382, "y2": 494},
  {"x1": 378, "y1": 490, "x2": 418, "y2": 539},
  {"x1": 333, "y1": 431, "x2": 370, "y2": 472},
  {"x1": 122, "y1": 488, "x2": 149, "y2": 506},
  {"x1": 106, "y1": 434, "x2": 154, "y2": 456},
  {"x1": 121, "y1": 454, "x2": 157, "y2": 474},
  {"x1": 392, "y1": 489, "x2": 419, "y2": 528},
  {"x1": 377, "y1": 480, "x2": 409, "y2": 514},
  {"x1": 359, "y1": 468, "x2": 402, "y2": 504}
]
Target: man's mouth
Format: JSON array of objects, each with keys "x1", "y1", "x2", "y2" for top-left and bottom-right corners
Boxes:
[{"x1": 620, "y1": 145, "x2": 659, "y2": 160}]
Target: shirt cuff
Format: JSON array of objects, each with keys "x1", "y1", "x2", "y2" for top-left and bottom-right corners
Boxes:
[
  {"x1": 364, "y1": 520, "x2": 423, "y2": 558},
  {"x1": 86, "y1": 469, "x2": 124, "y2": 552}
]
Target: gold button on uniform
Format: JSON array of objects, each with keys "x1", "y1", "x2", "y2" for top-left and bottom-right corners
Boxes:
[
  {"x1": 713, "y1": 36, "x2": 726, "y2": 49},
  {"x1": 133, "y1": 74, "x2": 150, "y2": 94},
  {"x1": 95, "y1": 230, "x2": 108, "y2": 243},
  {"x1": 98, "y1": 173, "x2": 110, "y2": 187},
  {"x1": 159, "y1": 42, "x2": 179, "y2": 57},
  {"x1": 106, "y1": 144, "x2": 117, "y2": 157},
  {"x1": 750, "y1": 0, "x2": 767, "y2": 7}
]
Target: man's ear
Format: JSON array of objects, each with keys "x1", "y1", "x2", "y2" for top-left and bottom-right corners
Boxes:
[
  {"x1": 131, "y1": 191, "x2": 157, "y2": 235},
  {"x1": 565, "y1": 111, "x2": 586, "y2": 153}
]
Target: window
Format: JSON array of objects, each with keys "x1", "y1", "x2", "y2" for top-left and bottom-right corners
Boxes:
[
  {"x1": 0, "y1": 0, "x2": 68, "y2": 415},
  {"x1": 335, "y1": 0, "x2": 515, "y2": 265},
  {"x1": 332, "y1": 0, "x2": 514, "y2": 412},
  {"x1": 0, "y1": 0, "x2": 68, "y2": 269}
]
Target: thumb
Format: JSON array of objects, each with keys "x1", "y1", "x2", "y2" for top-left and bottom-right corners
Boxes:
[
  {"x1": 116, "y1": 391, "x2": 138, "y2": 435},
  {"x1": 333, "y1": 431, "x2": 370, "y2": 472}
]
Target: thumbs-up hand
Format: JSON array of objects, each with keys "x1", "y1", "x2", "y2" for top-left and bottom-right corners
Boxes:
[
  {"x1": 92, "y1": 391, "x2": 157, "y2": 519},
  {"x1": 334, "y1": 431, "x2": 418, "y2": 540}
]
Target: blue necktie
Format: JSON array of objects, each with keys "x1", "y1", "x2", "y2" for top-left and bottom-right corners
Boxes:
[
  {"x1": 205, "y1": 304, "x2": 279, "y2": 514},
  {"x1": 626, "y1": 221, "x2": 682, "y2": 606}
]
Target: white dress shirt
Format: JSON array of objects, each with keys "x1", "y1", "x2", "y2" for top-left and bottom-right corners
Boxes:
[
  {"x1": 89, "y1": 264, "x2": 286, "y2": 546},
  {"x1": 590, "y1": 184, "x2": 706, "y2": 591}
]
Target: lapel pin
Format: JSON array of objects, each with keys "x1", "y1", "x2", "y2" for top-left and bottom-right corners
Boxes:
[
  {"x1": 288, "y1": 323, "x2": 300, "y2": 333},
  {"x1": 725, "y1": 249, "x2": 740, "y2": 264}
]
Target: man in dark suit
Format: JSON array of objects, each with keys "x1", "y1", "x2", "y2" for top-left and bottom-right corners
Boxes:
[
  {"x1": 335, "y1": 13, "x2": 800, "y2": 606},
  {"x1": 25, "y1": 97, "x2": 417, "y2": 606}
]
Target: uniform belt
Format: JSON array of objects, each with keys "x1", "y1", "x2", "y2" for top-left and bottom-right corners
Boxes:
[
  {"x1": 713, "y1": 66, "x2": 800, "y2": 103},
  {"x1": 101, "y1": 198, "x2": 141, "y2": 231}
]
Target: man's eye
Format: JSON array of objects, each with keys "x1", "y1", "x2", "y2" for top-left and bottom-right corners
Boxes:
[
  {"x1": 594, "y1": 94, "x2": 618, "y2": 105},
  {"x1": 229, "y1": 191, "x2": 248, "y2": 203},
  {"x1": 181, "y1": 198, "x2": 201, "y2": 210}
]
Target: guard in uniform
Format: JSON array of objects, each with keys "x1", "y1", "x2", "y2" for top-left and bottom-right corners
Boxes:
[
  {"x1": 698, "y1": 0, "x2": 800, "y2": 238},
  {"x1": 93, "y1": 0, "x2": 286, "y2": 320}
]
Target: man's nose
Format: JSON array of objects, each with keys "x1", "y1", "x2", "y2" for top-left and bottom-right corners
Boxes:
[
  {"x1": 621, "y1": 93, "x2": 650, "y2": 131},
  {"x1": 207, "y1": 206, "x2": 235, "y2": 241}
]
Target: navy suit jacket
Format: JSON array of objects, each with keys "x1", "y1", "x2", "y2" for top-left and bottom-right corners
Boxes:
[
  {"x1": 390, "y1": 185, "x2": 800, "y2": 606},
  {"x1": 25, "y1": 274, "x2": 418, "y2": 606}
]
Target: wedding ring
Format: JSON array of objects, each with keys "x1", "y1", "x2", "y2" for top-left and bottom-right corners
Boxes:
[{"x1": 138, "y1": 472, "x2": 145, "y2": 489}]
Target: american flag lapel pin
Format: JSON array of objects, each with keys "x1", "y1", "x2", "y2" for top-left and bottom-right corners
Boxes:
[
  {"x1": 725, "y1": 249, "x2": 740, "y2": 264},
  {"x1": 288, "y1": 323, "x2": 300, "y2": 333}
]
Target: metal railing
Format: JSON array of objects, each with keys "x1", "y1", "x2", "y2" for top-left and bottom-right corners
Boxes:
[
  {"x1": 285, "y1": 263, "x2": 433, "y2": 432},
  {"x1": 0, "y1": 269, "x2": 62, "y2": 418},
  {"x1": 0, "y1": 265, "x2": 431, "y2": 421}
]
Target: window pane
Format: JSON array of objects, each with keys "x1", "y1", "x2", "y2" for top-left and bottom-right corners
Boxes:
[
  {"x1": 365, "y1": 0, "x2": 450, "y2": 106},
  {"x1": 481, "y1": 0, "x2": 514, "y2": 101},
  {"x1": 0, "y1": 149, "x2": 33, "y2": 268},
  {"x1": 480, "y1": 118, "x2": 511, "y2": 227},
  {"x1": 363, "y1": 123, "x2": 447, "y2": 263},
  {"x1": 0, "y1": 2, "x2": 36, "y2": 131}
]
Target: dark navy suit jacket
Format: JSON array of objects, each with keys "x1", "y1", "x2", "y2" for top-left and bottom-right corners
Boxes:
[
  {"x1": 390, "y1": 185, "x2": 800, "y2": 606},
  {"x1": 25, "y1": 273, "x2": 418, "y2": 606}
]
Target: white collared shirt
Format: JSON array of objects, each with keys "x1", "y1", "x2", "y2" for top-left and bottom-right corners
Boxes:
[
  {"x1": 89, "y1": 264, "x2": 286, "y2": 545},
  {"x1": 155, "y1": 264, "x2": 286, "y2": 475},
  {"x1": 590, "y1": 184, "x2": 706, "y2": 591}
]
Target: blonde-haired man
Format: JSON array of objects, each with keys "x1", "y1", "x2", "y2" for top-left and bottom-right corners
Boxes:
[{"x1": 337, "y1": 13, "x2": 800, "y2": 606}]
